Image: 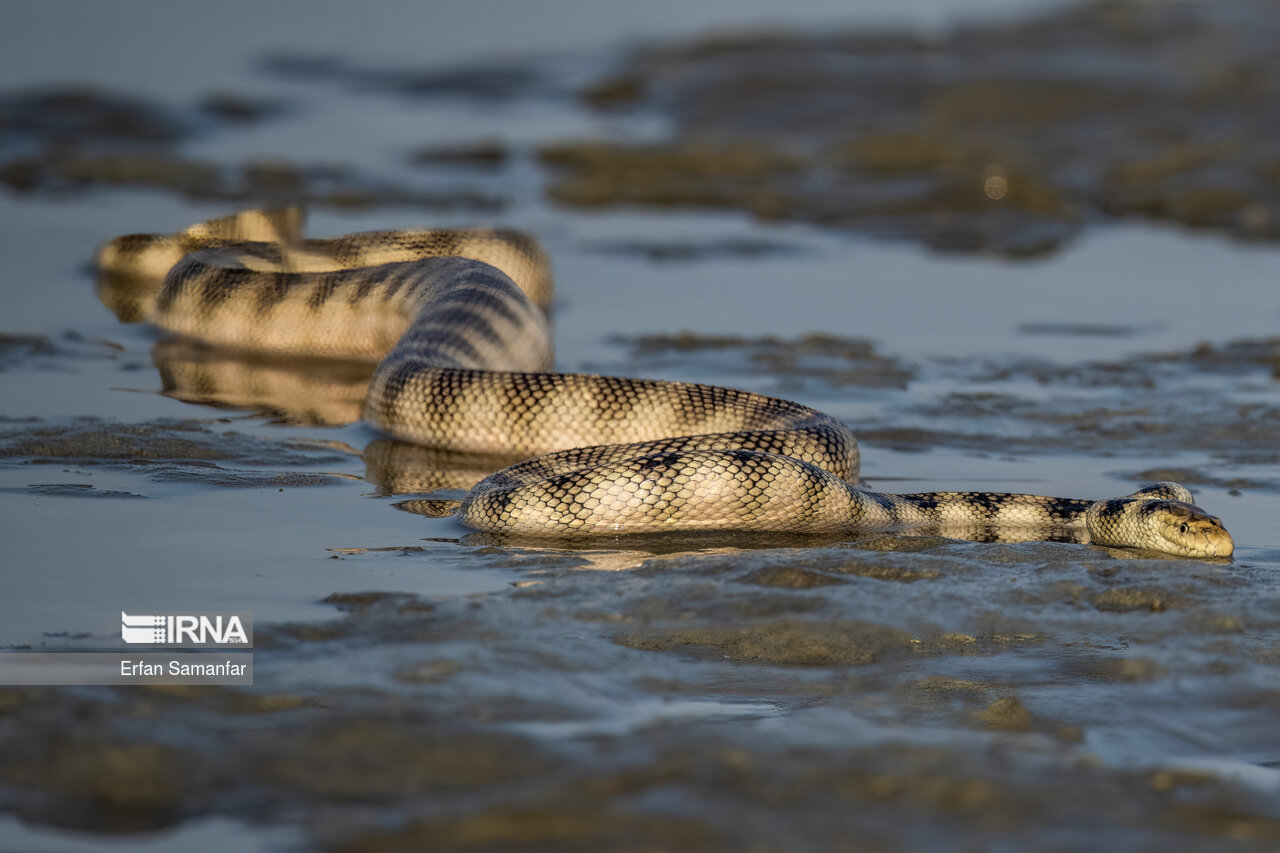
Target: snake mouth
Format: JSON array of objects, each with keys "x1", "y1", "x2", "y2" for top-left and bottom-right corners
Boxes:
[{"x1": 1160, "y1": 506, "x2": 1234, "y2": 558}]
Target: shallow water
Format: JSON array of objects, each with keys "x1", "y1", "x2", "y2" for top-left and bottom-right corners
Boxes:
[{"x1": 2, "y1": 1, "x2": 1279, "y2": 851}]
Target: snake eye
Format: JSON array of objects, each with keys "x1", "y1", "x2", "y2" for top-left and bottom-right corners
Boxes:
[{"x1": 1179, "y1": 522, "x2": 1188, "y2": 534}]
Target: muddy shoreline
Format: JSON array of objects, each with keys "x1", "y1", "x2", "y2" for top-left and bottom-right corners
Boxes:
[{"x1": 1, "y1": 1, "x2": 1279, "y2": 850}]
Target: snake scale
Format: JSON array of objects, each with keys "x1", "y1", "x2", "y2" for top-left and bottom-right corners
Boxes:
[{"x1": 97, "y1": 210, "x2": 1234, "y2": 558}]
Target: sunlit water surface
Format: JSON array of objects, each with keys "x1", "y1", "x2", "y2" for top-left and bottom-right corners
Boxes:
[{"x1": 1, "y1": 1, "x2": 1278, "y2": 851}]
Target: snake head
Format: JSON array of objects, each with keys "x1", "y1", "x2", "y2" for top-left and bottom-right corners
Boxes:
[{"x1": 1151, "y1": 501, "x2": 1234, "y2": 558}]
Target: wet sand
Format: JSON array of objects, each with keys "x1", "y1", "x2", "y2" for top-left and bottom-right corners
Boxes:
[{"x1": 1, "y1": 1, "x2": 1278, "y2": 850}]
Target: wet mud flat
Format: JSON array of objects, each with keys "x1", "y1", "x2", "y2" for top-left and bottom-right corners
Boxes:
[
  {"x1": 1, "y1": 0, "x2": 1280, "y2": 850},
  {"x1": 552, "y1": 0, "x2": 1280, "y2": 257},
  {"x1": 2, "y1": 532, "x2": 1280, "y2": 851},
  {"x1": 2, "y1": 312, "x2": 1279, "y2": 851}
]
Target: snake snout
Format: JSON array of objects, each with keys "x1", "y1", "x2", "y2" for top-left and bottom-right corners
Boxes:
[{"x1": 1159, "y1": 503, "x2": 1234, "y2": 558}]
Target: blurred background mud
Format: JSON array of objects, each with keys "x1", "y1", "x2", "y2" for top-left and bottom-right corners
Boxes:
[{"x1": 0, "y1": 1, "x2": 1278, "y2": 850}]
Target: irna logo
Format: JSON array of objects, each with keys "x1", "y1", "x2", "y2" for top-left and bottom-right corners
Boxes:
[{"x1": 121, "y1": 612, "x2": 252, "y2": 647}]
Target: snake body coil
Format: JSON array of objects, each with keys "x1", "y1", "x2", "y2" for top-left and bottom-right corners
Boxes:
[{"x1": 97, "y1": 210, "x2": 1235, "y2": 558}]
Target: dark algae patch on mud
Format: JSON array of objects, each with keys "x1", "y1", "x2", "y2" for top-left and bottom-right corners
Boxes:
[
  {"x1": 2, "y1": 149, "x2": 508, "y2": 213},
  {"x1": 0, "y1": 84, "x2": 506, "y2": 211},
  {"x1": 614, "y1": 331, "x2": 915, "y2": 389},
  {"x1": 614, "y1": 619, "x2": 915, "y2": 666},
  {"x1": 0, "y1": 419, "x2": 348, "y2": 488},
  {"x1": 549, "y1": 0, "x2": 1280, "y2": 256}
]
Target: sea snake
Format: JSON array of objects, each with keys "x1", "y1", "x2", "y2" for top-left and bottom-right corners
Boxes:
[{"x1": 96, "y1": 210, "x2": 1234, "y2": 558}]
